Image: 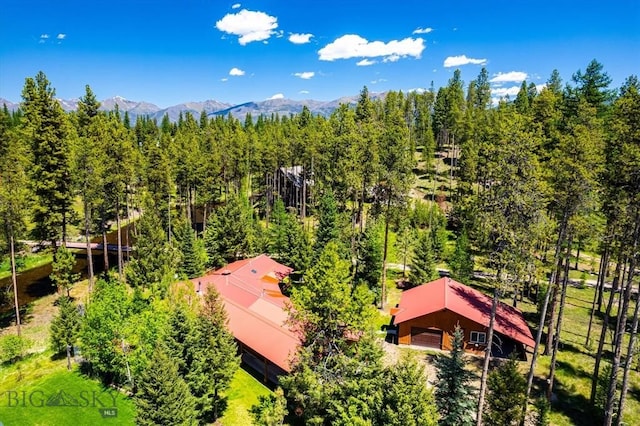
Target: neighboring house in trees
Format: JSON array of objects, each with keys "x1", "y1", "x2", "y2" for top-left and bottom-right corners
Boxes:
[
  {"x1": 192, "y1": 254, "x2": 299, "y2": 384},
  {"x1": 390, "y1": 277, "x2": 535, "y2": 359},
  {"x1": 274, "y1": 166, "x2": 312, "y2": 213}
]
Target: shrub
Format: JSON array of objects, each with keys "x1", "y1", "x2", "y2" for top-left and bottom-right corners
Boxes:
[{"x1": 0, "y1": 334, "x2": 32, "y2": 363}]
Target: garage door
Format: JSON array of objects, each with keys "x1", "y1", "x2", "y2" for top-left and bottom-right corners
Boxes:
[{"x1": 411, "y1": 327, "x2": 442, "y2": 349}]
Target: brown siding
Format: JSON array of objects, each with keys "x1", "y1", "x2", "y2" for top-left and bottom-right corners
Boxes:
[{"x1": 397, "y1": 309, "x2": 488, "y2": 355}]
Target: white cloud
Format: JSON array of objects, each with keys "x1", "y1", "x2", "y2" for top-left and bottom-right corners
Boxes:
[
  {"x1": 232, "y1": 3, "x2": 241, "y2": 9},
  {"x1": 413, "y1": 27, "x2": 433, "y2": 34},
  {"x1": 357, "y1": 59, "x2": 376, "y2": 66},
  {"x1": 289, "y1": 33, "x2": 313, "y2": 44},
  {"x1": 370, "y1": 78, "x2": 387, "y2": 84},
  {"x1": 407, "y1": 87, "x2": 427, "y2": 93},
  {"x1": 535, "y1": 84, "x2": 546, "y2": 93},
  {"x1": 56, "y1": 33, "x2": 66, "y2": 40},
  {"x1": 40, "y1": 34, "x2": 49, "y2": 39},
  {"x1": 216, "y1": 9, "x2": 278, "y2": 45},
  {"x1": 491, "y1": 86, "x2": 521, "y2": 98},
  {"x1": 318, "y1": 34, "x2": 424, "y2": 62},
  {"x1": 229, "y1": 67, "x2": 245, "y2": 76},
  {"x1": 268, "y1": 93, "x2": 284, "y2": 100},
  {"x1": 221, "y1": 78, "x2": 228, "y2": 82},
  {"x1": 443, "y1": 55, "x2": 487, "y2": 67},
  {"x1": 294, "y1": 71, "x2": 315, "y2": 79},
  {"x1": 299, "y1": 90, "x2": 310, "y2": 94},
  {"x1": 383, "y1": 54, "x2": 400, "y2": 63},
  {"x1": 490, "y1": 71, "x2": 528, "y2": 84}
]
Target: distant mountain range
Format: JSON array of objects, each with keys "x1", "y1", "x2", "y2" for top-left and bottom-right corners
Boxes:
[{"x1": 0, "y1": 92, "x2": 386, "y2": 123}]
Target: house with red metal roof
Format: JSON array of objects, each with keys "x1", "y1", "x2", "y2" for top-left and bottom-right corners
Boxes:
[
  {"x1": 192, "y1": 254, "x2": 300, "y2": 383},
  {"x1": 391, "y1": 277, "x2": 535, "y2": 358}
]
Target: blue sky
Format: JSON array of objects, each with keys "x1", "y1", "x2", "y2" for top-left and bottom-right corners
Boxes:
[{"x1": 1, "y1": 0, "x2": 638, "y2": 107}]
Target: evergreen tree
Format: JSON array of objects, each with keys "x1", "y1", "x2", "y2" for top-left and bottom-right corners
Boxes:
[
  {"x1": 126, "y1": 199, "x2": 175, "y2": 296},
  {"x1": 250, "y1": 388, "x2": 287, "y2": 426},
  {"x1": 314, "y1": 189, "x2": 339, "y2": 254},
  {"x1": 434, "y1": 325, "x2": 476, "y2": 426},
  {"x1": 381, "y1": 356, "x2": 438, "y2": 426},
  {"x1": 50, "y1": 295, "x2": 81, "y2": 370},
  {"x1": 21, "y1": 71, "x2": 73, "y2": 246},
  {"x1": 0, "y1": 106, "x2": 30, "y2": 335},
  {"x1": 134, "y1": 345, "x2": 197, "y2": 426},
  {"x1": 174, "y1": 219, "x2": 205, "y2": 278},
  {"x1": 164, "y1": 303, "x2": 196, "y2": 378},
  {"x1": 203, "y1": 194, "x2": 253, "y2": 268},
  {"x1": 355, "y1": 220, "x2": 384, "y2": 298},
  {"x1": 186, "y1": 288, "x2": 239, "y2": 422},
  {"x1": 290, "y1": 241, "x2": 375, "y2": 360},
  {"x1": 408, "y1": 230, "x2": 438, "y2": 287},
  {"x1": 270, "y1": 198, "x2": 312, "y2": 272},
  {"x1": 485, "y1": 356, "x2": 527, "y2": 426},
  {"x1": 449, "y1": 229, "x2": 474, "y2": 283},
  {"x1": 50, "y1": 245, "x2": 79, "y2": 297}
]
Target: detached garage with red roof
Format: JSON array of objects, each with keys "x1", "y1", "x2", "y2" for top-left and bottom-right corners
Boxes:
[
  {"x1": 192, "y1": 255, "x2": 300, "y2": 384},
  {"x1": 392, "y1": 277, "x2": 535, "y2": 358}
]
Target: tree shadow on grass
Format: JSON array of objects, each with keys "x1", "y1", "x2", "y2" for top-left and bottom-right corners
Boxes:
[{"x1": 551, "y1": 376, "x2": 602, "y2": 426}]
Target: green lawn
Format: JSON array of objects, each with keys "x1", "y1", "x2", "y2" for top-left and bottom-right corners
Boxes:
[
  {"x1": 513, "y1": 285, "x2": 640, "y2": 426},
  {"x1": 0, "y1": 253, "x2": 53, "y2": 280},
  {"x1": 0, "y1": 354, "x2": 135, "y2": 426},
  {"x1": 220, "y1": 367, "x2": 272, "y2": 426}
]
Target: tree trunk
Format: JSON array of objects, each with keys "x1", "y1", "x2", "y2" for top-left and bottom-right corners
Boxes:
[
  {"x1": 574, "y1": 240, "x2": 581, "y2": 270},
  {"x1": 616, "y1": 279, "x2": 640, "y2": 426},
  {"x1": 587, "y1": 246, "x2": 609, "y2": 345},
  {"x1": 523, "y1": 215, "x2": 569, "y2": 420},
  {"x1": 116, "y1": 198, "x2": 123, "y2": 282},
  {"x1": 597, "y1": 247, "x2": 610, "y2": 312},
  {"x1": 547, "y1": 234, "x2": 573, "y2": 401},
  {"x1": 477, "y1": 287, "x2": 499, "y2": 426},
  {"x1": 66, "y1": 343, "x2": 72, "y2": 371},
  {"x1": 590, "y1": 258, "x2": 623, "y2": 403},
  {"x1": 102, "y1": 228, "x2": 109, "y2": 271},
  {"x1": 604, "y1": 219, "x2": 639, "y2": 426},
  {"x1": 10, "y1": 232, "x2": 21, "y2": 336},
  {"x1": 380, "y1": 193, "x2": 392, "y2": 310},
  {"x1": 84, "y1": 201, "x2": 95, "y2": 293},
  {"x1": 544, "y1": 274, "x2": 560, "y2": 355}
]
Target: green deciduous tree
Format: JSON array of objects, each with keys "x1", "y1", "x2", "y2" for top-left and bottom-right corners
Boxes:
[{"x1": 80, "y1": 278, "x2": 131, "y2": 385}]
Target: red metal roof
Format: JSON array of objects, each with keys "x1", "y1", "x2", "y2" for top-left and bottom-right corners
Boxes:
[
  {"x1": 394, "y1": 277, "x2": 535, "y2": 348},
  {"x1": 191, "y1": 255, "x2": 299, "y2": 372}
]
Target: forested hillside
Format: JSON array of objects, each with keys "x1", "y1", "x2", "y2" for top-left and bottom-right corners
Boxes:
[{"x1": 1, "y1": 60, "x2": 639, "y2": 425}]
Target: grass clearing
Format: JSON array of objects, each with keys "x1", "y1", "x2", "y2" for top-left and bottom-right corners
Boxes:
[
  {"x1": 512, "y1": 285, "x2": 640, "y2": 426},
  {"x1": 0, "y1": 353, "x2": 135, "y2": 426},
  {"x1": 220, "y1": 367, "x2": 272, "y2": 426}
]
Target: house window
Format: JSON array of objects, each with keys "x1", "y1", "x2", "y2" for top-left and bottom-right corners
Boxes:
[{"x1": 470, "y1": 331, "x2": 487, "y2": 344}]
